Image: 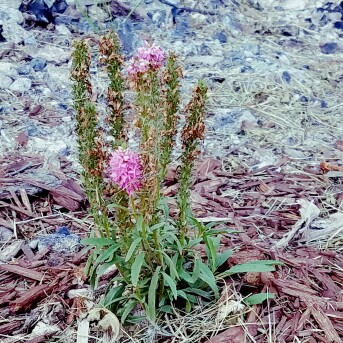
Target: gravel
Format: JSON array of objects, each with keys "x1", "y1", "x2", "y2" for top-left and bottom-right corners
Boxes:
[{"x1": 1, "y1": 0, "x2": 342, "y2": 175}]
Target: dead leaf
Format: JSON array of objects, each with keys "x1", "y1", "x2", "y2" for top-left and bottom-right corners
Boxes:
[
  {"x1": 17, "y1": 131, "x2": 29, "y2": 147},
  {"x1": 274, "y1": 199, "x2": 320, "y2": 248},
  {"x1": 320, "y1": 161, "x2": 342, "y2": 173}
]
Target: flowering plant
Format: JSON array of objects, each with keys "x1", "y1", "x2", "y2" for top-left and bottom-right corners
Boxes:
[
  {"x1": 108, "y1": 148, "x2": 142, "y2": 196},
  {"x1": 71, "y1": 32, "x2": 281, "y2": 326}
]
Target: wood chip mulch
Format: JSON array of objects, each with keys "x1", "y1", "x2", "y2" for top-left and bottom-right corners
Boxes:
[{"x1": 0, "y1": 155, "x2": 343, "y2": 342}]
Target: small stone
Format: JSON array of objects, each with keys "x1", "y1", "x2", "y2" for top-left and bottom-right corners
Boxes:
[
  {"x1": 29, "y1": 45, "x2": 69, "y2": 64},
  {"x1": 0, "y1": 7, "x2": 34, "y2": 43},
  {"x1": 19, "y1": 0, "x2": 53, "y2": 25},
  {"x1": 0, "y1": 226, "x2": 13, "y2": 241},
  {"x1": 240, "y1": 66, "x2": 254, "y2": 73},
  {"x1": 45, "y1": 64, "x2": 70, "y2": 91},
  {"x1": 67, "y1": 289, "x2": 90, "y2": 299},
  {"x1": 243, "y1": 43, "x2": 261, "y2": 55},
  {"x1": 321, "y1": 42, "x2": 339, "y2": 54},
  {"x1": 282, "y1": 71, "x2": 291, "y2": 83},
  {"x1": 214, "y1": 31, "x2": 227, "y2": 44},
  {"x1": 88, "y1": 6, "x2": 110, "y2": 23},
  {"x1": 333, "y1": 21, "x2": 343, "y2": 30},
  {"x1": 51, "y1": 0, "x2": 68, "y2": 14},
  {"x1": 299, "y1": 95, "x2": 309, "y2": 102},
  {"x1": 116, "y1": 19, "x2": 138, "y2": 53},
  {"x1": 31, "y1": 322, "x2": 60, "y2": 337},
  {"x1": 9, "y1": 78, "x2": 32, "y2": 93},
  {"x1": 24, "y1": 37, "x2": 37, "y2": 45},
  {"x1": 44, "y1": 0, "x2": 55, "y2": 7},
  {"x1": 0, "y1": 240, "x2": 23, "y2": 261},
  {"x1": 29, "y1": 239, "x2": 38, "y2": 249},
  {"x1": 55, "y1": 24, "x2": 71, "y2": 36},
  {"x1": 42, "y1": 87, "x2": 52, "y2": 96},
  {"x1": 18, "y1": 64, "x2": 33, "y2": 75},
  {"x1": 151, "y1": 10, "x2": 166, "y2": 28},
  {"x1": 188, "y1": 13, "x2": 207, "y2": 29},
  {"x1": 30, "y1": 58, "x2": 47, "y2": 71}
]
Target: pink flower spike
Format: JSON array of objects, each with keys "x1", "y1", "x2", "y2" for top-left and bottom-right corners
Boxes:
[{"x1": 108, "y1": 148, "x2": 143, "y2": 195}]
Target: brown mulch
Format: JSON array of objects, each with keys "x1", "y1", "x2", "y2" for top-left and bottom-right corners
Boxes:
[{"x1": 0, "y1": 155, "x2": 343, "y2": 342}]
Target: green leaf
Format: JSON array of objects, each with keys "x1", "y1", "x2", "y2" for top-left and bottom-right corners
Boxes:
[
  {"x1": 158, "y1": 197, "x2": 170, "y2": 218},
  {"x1": 192, "y1": 256, "x2": 202, "y2": 283},
  {"x1": 167, "y1": 233, "x2": 183, "y2": 254},
  {"x1": 183, "y1": 287, "x2": 212, "y2": 299},
  {"x1": 162, "y1": 272, "x2": 177, "y2": 300},
  {"x1": 84, "y1": 251, "x2": 95, "y2": 276},
  {"x1": 125, "y1": 238, "x2": 142, "y2": 262},
  {"x1": 96, "y1": 260, "x2": 115, "y2": 277},
  {"x1": 107, "y1": 203, "x2": 129, "y2": 211},
  {"x1": 177, "y1": 290, "x2": 196, "y2": 303},
  {"x1": 238, "y1": 260, "x2": 283, "y2": 266},
  {"x1": 131, "y1": 252, "x2": 145, "y2": 287},
  {"x1": 121, "y1": 299, "x2": 138, "y2": 323},
  {"x1": 81, "y1": 237, "x2": 114, "y2": 247},
  {"x1": 204, "y1": 235, "x2": 217, "y2": 272},
  {"x1": 179, "y1": 268, "x2": 193, "y2": 284},
  {"x1": 215, "y1": 249, "x2": 233, "y2": 270},
  {"x1": 199, "y1": 263, "x2": 219, "y2": 298},
  {"x1": 147, "y1": 266, "x2": 161, "y2": 321},
  {"x1": 245, "y1": 293, "x2": 275, "y2": 305},
  {"x1": 103, "y1": 285, "x2": 125, "y2": 307},
  {"x1": 162, "y1": 252, "x2": 179, "y2": 280},
  {"x1": 190, "y1": 217, "x2": 205, "y2": 236},
  {"x1": 160, "y1": 305, "x2": 173, "y2": 314},
  {"x1": 149, "y1": 222, "x2": 166, "y2": 232},
  {"x1": 218, "y1": 260, "x2": 283, "y2": 278},
  {"x1": 94, "y1": 244, "x2": 119, "y2": 266},
  {"x1": 135, "y1": 215, "x2": 144, "y2": 232},
  {"x1": 187, "y1": 238, "x2": 203, "y2": 248}
]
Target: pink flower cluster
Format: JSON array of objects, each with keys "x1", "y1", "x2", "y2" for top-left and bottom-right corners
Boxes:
[
  {"x1": 108, "y1": 148, "x2": 143, "y2": 195},
  {"x1": 126, "y1": 42, "x2": 166, "y2": 76}
]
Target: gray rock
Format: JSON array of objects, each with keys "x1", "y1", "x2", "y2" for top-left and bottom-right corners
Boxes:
[
  {"x1": 24, "y1": 37, "x2": 38, "y2": 45},
  {"x1": 0, "y1": 62, "x2": 17, "y2": 78},
  {"x1": 334, "y1": 22, "x2": 343, "y2": 31},
  {"x1": 88, "y1": 5, "x2": 111, "y2": 22},
  {"x1": 44, "y1": 0, "x2": 55, "y2": 7},
  {"x1": 29, "y1": 45, "x2": 69, "y2": 64},
  {"x1": 282, "y1": 71, "x2": 291, "y2": 83},
  {"x1": 243, "y1": 43, "x2": 261, "y2": 55},
  {"x1": 9, "y1": 78, "x2": 32, "y2": 93},
  {"x1": 37, "y1": 233, "x2": 82, "y2": 254},
  {"x1": 114, "y1": 19, "x2": 139, "y2": 54},
  {"x1": 0, "y1": 226, "x2": 13, "y2": 241},
  {"x1": 212, "y1": 109, "x2": 257, "y2": 134},
  {"x1": 45, "y1": 64, "x2": 70, "y2": 92},
  {"x1": 55, "y1": 24, "x2": 72, "y2": 36},
  {"x1": 321, "y1": 42, "x2": 339, "y2": 54},
  {"x1": 30, "y1": 58, "x2": 47, "y2": 71},
  {"x1": 18, "y1": 64, "x2": 34, "y2": 75},
  {"x1": 0, "y1": 7, "x2": 34, "y2": 44},
  {"x1": 214, "y1": 31, "x2": 228, "y2": 44},
  {"x1": 151, "y1": 10, "x2": 166, "y2": 28},
  {"x1": 0, "y1": 73, "x2": 13, "y2": 89}
]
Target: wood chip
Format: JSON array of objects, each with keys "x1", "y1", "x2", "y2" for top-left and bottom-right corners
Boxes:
[
  {"x1": 309, "y1": 302, "x2": 341, "y2": 343},
  {"x1": 0, "y1": 264, "x2": 46, "y2": 282},
  {"x1": 10, "y1": 283, "x2": 55, "y2": 313}
]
